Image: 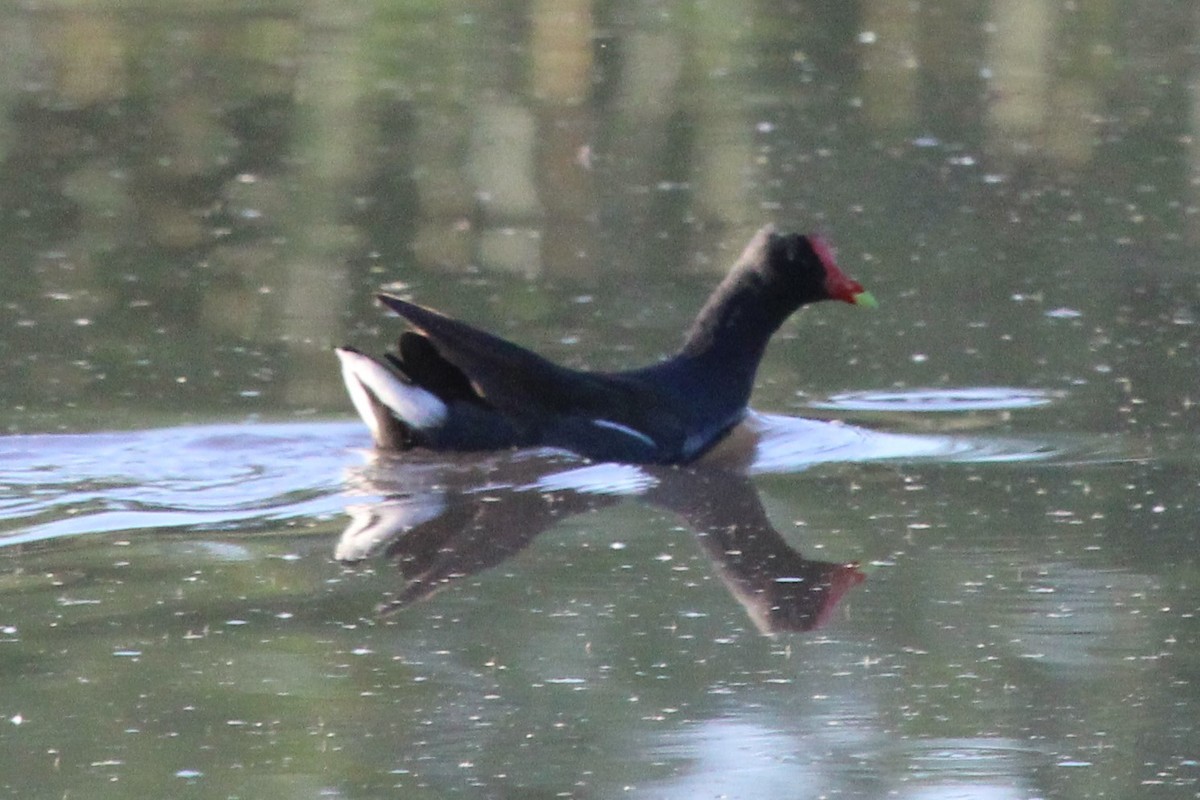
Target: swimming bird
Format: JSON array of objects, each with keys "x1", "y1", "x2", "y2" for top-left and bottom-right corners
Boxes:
[{"x1": 336, "y1": 225, "x2": 875, "y2": 464}]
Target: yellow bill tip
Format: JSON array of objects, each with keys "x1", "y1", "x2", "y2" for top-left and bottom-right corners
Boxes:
[{"x1": 852, "y1": 290, "x2": 878, "y2": 309}]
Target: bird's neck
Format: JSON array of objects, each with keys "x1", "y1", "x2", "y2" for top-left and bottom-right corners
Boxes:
[
  {"x1": 673, "y1": 272, "x2": 797, "y2": 406},
  {"x1": 681, "y1": 263, "x2": 799, "y2": 353}
]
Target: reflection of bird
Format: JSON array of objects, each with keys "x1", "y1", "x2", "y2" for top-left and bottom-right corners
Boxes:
[
  {"x1": 337, "y1": 226, "x2": 875, "y2": 464},
  {"x1": 649, "y1": 466, "x2": 865, "y2": 633},
  {"x1": 336, "y1": 453, "x2": 865, "y2": 632}
]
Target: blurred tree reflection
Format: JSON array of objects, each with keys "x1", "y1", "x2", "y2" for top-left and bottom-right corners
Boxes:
[{"x1": 0, "y1": 1, "x2": 1194, "y2": 432}]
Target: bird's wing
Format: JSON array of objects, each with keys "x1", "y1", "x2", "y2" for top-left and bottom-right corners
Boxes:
[{"x1": 377, "y1": 294, "x2": 643, "y2": 418}]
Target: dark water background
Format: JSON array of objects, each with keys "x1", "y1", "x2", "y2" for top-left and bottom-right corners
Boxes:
[{"x1": 0, "y1": 2, "x2": 1198, "y2": 797}]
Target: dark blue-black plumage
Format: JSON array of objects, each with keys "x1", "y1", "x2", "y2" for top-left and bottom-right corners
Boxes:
[{"x1": 336, "y1": 225, "x2": 874, "y2": 464}]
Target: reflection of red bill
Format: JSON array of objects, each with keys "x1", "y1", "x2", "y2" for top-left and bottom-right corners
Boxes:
[{"x1": 812, "y1": 561, "x2": 867, "y2": 630}]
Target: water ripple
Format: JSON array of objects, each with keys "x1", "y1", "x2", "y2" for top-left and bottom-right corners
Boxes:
[
  {"x1": 0, "y1": 402, "x2": 1132, "y2": 547},
  {"x1": 0, "y1": 422, "x2": 363, "y2": 547},
  {"x1": 811, "y1": 386, "x2": 1063, "y2": 413}
]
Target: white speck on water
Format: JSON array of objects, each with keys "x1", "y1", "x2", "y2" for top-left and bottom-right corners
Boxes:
[
  {"x1": 857, "y1": 30, "x2": 877, "y2": 44},
  {"x1": 610, "y1": 542, "x2": 627, "y2": 550},
  {"x1": 10, "y1": 714, "x2": 23, "y2": 725},
  {"x1": 175, "y1": 769, "x2": 203, "y2": 779},
  {"x1": 113, "y1": 650, "x2": 142, "y2": 658},
  {"x1": 1046, "y1": 307, "x2": 1082, "y2": 319}
]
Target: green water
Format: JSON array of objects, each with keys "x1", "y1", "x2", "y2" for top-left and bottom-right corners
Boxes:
[{"x1": 1, "y1": 2, "x2": 1198, "y2": 797}]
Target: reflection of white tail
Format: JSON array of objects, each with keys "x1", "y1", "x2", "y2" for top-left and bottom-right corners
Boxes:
[{"x1": 336, "y1": 497, "x2": 447, "y2": 562}]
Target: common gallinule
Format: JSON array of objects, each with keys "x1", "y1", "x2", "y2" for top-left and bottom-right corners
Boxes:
[{"x1": 336, "y1": 225, "x2": 875, "y2": 464}]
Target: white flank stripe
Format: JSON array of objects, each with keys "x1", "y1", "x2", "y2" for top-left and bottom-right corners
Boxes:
[
  {"x1": 335, "y1": 349, "x2": 447, "y2": 430},
  {"x1": 590, "y1": 418, "x2": 657, "y2": 449}
]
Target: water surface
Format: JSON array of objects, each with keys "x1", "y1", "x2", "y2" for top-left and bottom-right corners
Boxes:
[{"x1": 1, "y1": 2, "x2": 1199, "y2": 798}]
